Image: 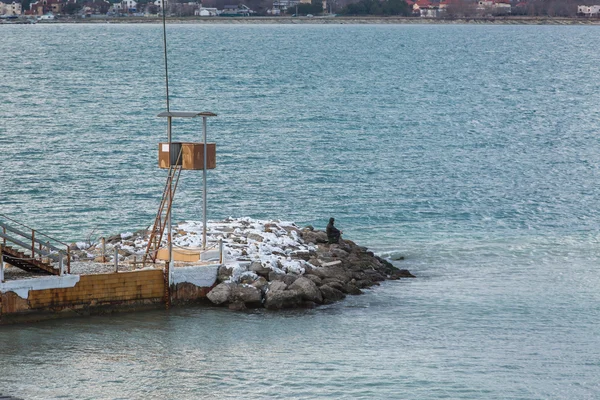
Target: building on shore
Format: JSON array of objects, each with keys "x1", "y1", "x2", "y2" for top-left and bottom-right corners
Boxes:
[
  {"x1": 477, "y1": 0, "x2": 511, "y2": 15},
  {"x1": 268, "y1": 0, "x2": 306, "y2": 15},
  {"x1": 221, "y1": 4, "x2": 255, "y2": 15},
  {"x1": 577, "y1": 4, "x2": 600, "y2": 16},
  {"x1": 195, "y1": 6, "x2": 218, "y2": 15},
  {"x1": 0, "y1": 1, "x2": 22, "y2": 15}
]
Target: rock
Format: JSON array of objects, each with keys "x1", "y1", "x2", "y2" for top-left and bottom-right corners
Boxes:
[
  {"x1": 320, "y1": 285, "x2": 346, "y2": 304},
  {"x1": 239, "y1": 272, "x2": 258, "y2": 285},
  {"x1": 133, "y1": 229, "x2": 148, "y2": 238},
  {"x1": 282, "y1": 273, "x2": 298, "y2": 286},
  {"x1": 345, "y1": 283, "x2": 363, "y2": 295},
  {"x1": 268, "y1": 281, "x2": 287, "y2": 292},
  {"x1": 106, "y1": 234, "x2": 121, "y2": 244},
  {"x1": 268, "y1": 270, "x2": 286, "y2": 282},
  {"x1": 320, "y1": 278, "x2": 345, "y2": 292},
  {"x1": 303, "y1": 274, "x2": 322, "y2": 286},
  {"x1": 348, "y1": 259, "x2": 371, "y2": 272},
  {"x1": 270, "y1": 272, "x2": 297, "y2": 286},
  {"x1": 396, "y1": 269, "x2": 416, "y2": 278},
  {"x1": 118, "y1": 248, "x2": 132, "y2": 257},
  {"x1": 207, "y1": 283, "x2": 231, "y2": 305},
  {"x1": 283, "y1": 226, "x2": 302, "y2": 236},
  {"x1": 370, "y1": 258, "x2": 383, "y2": 268},
  {"x1": 217, "y1": 265, "x2": 235, "y2": 282},
  {"x1": 310, "y1": 266, "x2": 351, "y2": 283},
  {"x1": 264, "y1": 289, "x2": 303, "y2": 310},
  {"x1": 250, "y1": 276, "x2": 269, "y2": 292},
  {"x1": 303, "y1": 225, "x2": 314, "y2": 231},
  {"x1": 364, "y1": 269, "x2": 386, "y2": 282},
  {"x1": 329, "y1": 245, "x2": 350, "y2": 259},
  {"x1": 228, "y1": 301, "x2": 247, "y2": 311},
  {"x1": 247, "y1": 233, "x2": 263, "y2": 242},
  {"x1": 249, "y1": 261, "x2": 271, "y2": 277},
  {"x1": 230, "y1": 285, "x2": 262, "y2": 305},
  {"x1": 301, "y1": 301, "x2": 317, "y2": 309},
  {"x1": 289, "y1": 277, "x2": 323, "y2": 304},
  {"x1": 355, "y1": 279, "x2": 374, "y2": 288},
  {"x1": 317, "y1": 252, "x2": 334, "y2": 260},
  {"x1": 290, "y1": 250, "x2": 311, "y2": 261},
  {"x1": 301, "y1": 230, "x2": 328, "y2": 245}
]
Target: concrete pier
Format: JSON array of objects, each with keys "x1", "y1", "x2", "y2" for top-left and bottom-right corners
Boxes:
[{"x1": 0, "y1": 264, "x2": 218, "y2": 324}]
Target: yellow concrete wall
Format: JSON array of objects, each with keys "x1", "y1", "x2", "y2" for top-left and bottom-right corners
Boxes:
[{"x1": 1, "y1": 269, "x2": 165, "y2": 316}]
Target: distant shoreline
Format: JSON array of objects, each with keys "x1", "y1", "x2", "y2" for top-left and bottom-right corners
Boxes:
[{"x1": 30, "y1": 16, "x2": 600, "y2": 25}]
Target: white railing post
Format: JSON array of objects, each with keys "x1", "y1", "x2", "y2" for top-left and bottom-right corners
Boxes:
[
  {"x1": 59, "y1": 255, "x2": 64, "y2": 276},
  {"x1": 114, "y1": 246, "x2": 119, "y2": 272},
  {"x1": 0, "y1": 253, "x2": 4, "y2": 283}
]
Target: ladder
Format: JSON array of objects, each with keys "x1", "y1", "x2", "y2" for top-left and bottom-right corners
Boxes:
[{"x1": 143, "y1": 150, "x2": 183, "y2": 265}]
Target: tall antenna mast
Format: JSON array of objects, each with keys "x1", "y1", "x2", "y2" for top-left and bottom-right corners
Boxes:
[{"x1": 162, "y1": 0, "x2": 170, "y2": 112}]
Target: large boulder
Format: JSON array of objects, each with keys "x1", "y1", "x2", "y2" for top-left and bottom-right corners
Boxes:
[
  {"x1": 269, "y1": 272, "x2": 298, "y2": 286},
  {"x1": 217, "y1": 265, "x2": 235, "y2": 282},
  {"x1": 230, "y1": 285, "x2": 262, "y2": 305},
  {"x1": 344, "y1": 283, "x2": 363, "y2": 295},
  {"x1": 250, "y1": 261, "x2": 271, "y2": 277},
  {"x1": 354, "y1": 279, "x2": 375, "y2": 289},
  {"x1": 310, "y1": 266, "x2": 351, "y2": 283},
  {"x1": 250, "y1": 276, "x2": 269, "y2": 293},
  {"x1": 320, "y1": 278, "x2": 346, "y2": 293},
  {"x1": 396, "y1": 269, "x2": 416, "y2": 278},
  {"x1": 364, "y1": 269, "x2": 386, "y2": 282},
  {"x1": 282, "y1": 273, "x2": 298, "y2": 286},
  {"x1": 207, "y1": 283, "x2": 231, "y2": 305},
  {"x1": 264, "y1": 289, "x2": 303, "y2": 310},
  {"x1": 268, "y1": 280, "x2": 288, "y2": 292},
  {"x1": 303, "y1": 274, "x2": 322, "y2": 287},
  {"x1": 247, "y1": 232, "x2": 264, "y2": 242},
  {"x1": 320, "y1": 284, "x2": 346, "y2": 304},
  {"x1": 301, "y1": 230, "x2": 328, "y2": 245},
  {"x1": 268, "y1": 270, "x2": 286, "y2": 282},
  {"x1": 328, "y1": 245, "x2": 350, "y2": 259},
  {"x1": 289, "y1": 277, "x2": 323, "y2": 304}
]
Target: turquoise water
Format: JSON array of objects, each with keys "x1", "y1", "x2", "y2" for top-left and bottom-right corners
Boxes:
[{"x1": 1, "y1": 24, "x2": 600, "y2": 399}]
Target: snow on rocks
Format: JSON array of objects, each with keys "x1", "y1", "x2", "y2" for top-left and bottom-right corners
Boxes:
[{"x1": 172, "y1": 217, "x2": 414, "y2": 310}]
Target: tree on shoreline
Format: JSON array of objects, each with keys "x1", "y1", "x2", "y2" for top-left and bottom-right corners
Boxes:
[
  {"x1": 339, "y1": 0, "x2": 410, "y2": 16},
  {"x1": 295, "y1": 0, "x2": 324, "y2": 15}
]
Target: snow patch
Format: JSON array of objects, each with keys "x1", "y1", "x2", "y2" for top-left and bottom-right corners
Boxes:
[
  {"x1": 0, "y1": 275, "x2": 81, "y2": 299},
  {"x1": 171, "y1": 265, "x2": 218, "y2": 288}
]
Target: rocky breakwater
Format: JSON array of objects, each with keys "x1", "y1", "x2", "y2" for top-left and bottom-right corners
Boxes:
[{"x1": 206, "y1": 222, "x2": 414, "y2": 310}]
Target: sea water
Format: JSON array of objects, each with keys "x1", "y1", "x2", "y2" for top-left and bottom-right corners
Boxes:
[{"x1": 0, "y1": 24, "x2": 599, "y2": 399}]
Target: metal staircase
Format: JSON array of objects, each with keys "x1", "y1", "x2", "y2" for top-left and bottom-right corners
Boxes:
[
  {"x1": 0, "y1": 214, "x2": 70, "y2": 276},
  {"x1": 143, "y1": 148, "x2": 183, "y2": 265}
]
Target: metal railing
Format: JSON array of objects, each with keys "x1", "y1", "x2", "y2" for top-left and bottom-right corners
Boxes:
[{"x1": 0, "y1": 214, "x2": 71, "y2": 274}]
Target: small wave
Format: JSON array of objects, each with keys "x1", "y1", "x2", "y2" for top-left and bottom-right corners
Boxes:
[{"x1": 378, "y1": 250, "x2": 405, "y2": 261}]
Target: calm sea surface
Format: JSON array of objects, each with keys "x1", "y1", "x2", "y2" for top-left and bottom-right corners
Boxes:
[{"x1": 1, "y1": 23, "x2": 600, "y2": 399}]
